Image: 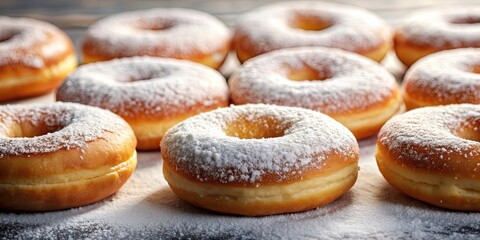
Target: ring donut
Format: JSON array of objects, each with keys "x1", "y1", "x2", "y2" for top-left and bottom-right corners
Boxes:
[
  {"x1": 0, "y1": 102, "x2": 137, "y2": 211},
  {"x1": 234, "y1": 1, "x2": 391, "y2": 63},
  {"x1": 57, "y1": 57, "x2": 230, "y2": 150},
  {"x1": 229, "y1": 47, "x2": 404, "y2": 139},
  {"x1": 394, "y1": 6, "x2": 480, "y2": 66},
  {"x1": 82, "y1": 8, "x2": 231, "y2": 69},
  {"x1": 403, "y1": 48, "x2": 480, "y2": 110},
  {"x1": 376, "y1": 104, "x2": 480, "y2": 211},
  {"x1": 0, "y1": 16, "x2": 77, "y2": 102},
  {"x1": 161, "y1": 104, "x2": 359, "y2": 216}
]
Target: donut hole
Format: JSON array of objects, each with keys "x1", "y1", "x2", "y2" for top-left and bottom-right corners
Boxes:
[
  {"x1": 10, "y1": 123, "x2": 63, "y2": 138},
  {"x1": 455, "y1": 122, "x2": 480, "y2": 142},
  {"x1": 290, "y1": 15, "x2": 332, "y2": 31},
  {"x1": 0, "y1": 31, "x2": 17, "y2": 43},
  {"x1": 287, "y1": 67, "x2": 331, "y2": 81},
  {"x1": 136, "y1": 20, "x2": 174, "y2": 31},
  {"x1": 450, "y1": 16, "x2": 480, "y2": 25},
  {"x1": 224, "y1": 116, "x2": 289, "y2": 139}
]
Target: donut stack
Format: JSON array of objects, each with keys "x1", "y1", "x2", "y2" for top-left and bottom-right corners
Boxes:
[{"x1": 1, "y1": 1, "x2": 479, "y2": 215}]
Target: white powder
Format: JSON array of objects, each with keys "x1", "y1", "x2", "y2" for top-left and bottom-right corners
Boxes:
[
  {"x1": 396, "y1": 6, "x2": 480, "y2": 48},
  {"x1": 229, "y1": 47, "x2": 399, "y2": 115},
  {"x1": 0, "y1": 16, "x2": 71, "y2": 69},
  {"x1": 161, "y1": 104, "x2": 358, "y2": 183},
  {"x1": 2, "y1": 136, "x2": 479, "y2": 239},
  {"x1": 57, "y1": 57, "x2": 229, "y2": 119},
  {"x1": 82, "y1": 8, "x2": 231, "y2": 58},
  {"x1": 403, "y1": 48, "x2": 480, "y2": 104},
  {"x1": 234, "y1": 1, "x2": 391, "y2": 57},
  {"x1": 0, "y1": 102, "x2": 128, "y2": 158}
]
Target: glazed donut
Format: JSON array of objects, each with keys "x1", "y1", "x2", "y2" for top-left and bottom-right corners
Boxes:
[
  {"x1": 233, "y1": 1, "x2": 392, "y2": 63},
  {"x1": 82, "y1": 8, "x2": 231, "y2": 69},
  {"x1": 0, "y1": 16, "x2": 77, "y2": 102},
  {"x1": 376, "y1": 104, "x2": 480, "y2": 211},
  {"x1": 403, "y1": 48, "x2": 480, "y2": 110},
  {"x1": 161, "y1": 104, "x2": 359, "y2": 216},
  {"x1": 394, "y1": 6, "x2": 480, "y2": 67},
  {"x1": 0, "y1": 102, "x2": 137, "y2": 211},
  {"x1": 57, "y1": 57, "x2": 229, "y2": 150},
  {"x1": 229, "y1": 47, "x2": 404, "y2": 140}
]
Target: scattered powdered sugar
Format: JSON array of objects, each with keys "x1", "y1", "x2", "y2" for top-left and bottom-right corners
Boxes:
[
  {"x1": 161, "y1": 104, "x2": 358, "y2": 183},
  {"x1": 0, "y1": 16, "x2": 69, "y2": 69},
  {"x1": 2, "y1": 139, "x2": 480, "y2": 239},
  {"x1": 404, "y1": 48, "x2": 480, "y2": 104},
  {"x1": 82, "y1": 8, "x2": 230, "y2": 58},
  {"x1": 229, "y1": 47, "x2": 399, "y2": 115},
  {"x1": 234, "y1": 1, "x2": 391, "y2": 57},
  {"x1": 396, "y1": 6, "x2": 480, "y2": 48},
  {"x1": 57, "y1": 57, "x2": 229, "y2": 119},
  {"x1": 0, "y1": 102, "x2": 128, "y2": 157},
  {"x1": 378, "y1": 104, "x2": 480, "y2": 171}
]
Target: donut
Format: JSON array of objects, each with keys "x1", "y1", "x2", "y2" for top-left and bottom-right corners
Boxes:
[
  {"x1": 0, "y1": 102, "x2": 137, "y2": 211},
  {"x1": 229, "y1": 47, "x2": 404, "y2": 140},
  {"x1": 161, "y1": 104, "x2": 359, "y2": 216},
  {"x1": 233, "y1": 1, "x2": 391, "y2": 63},
  {"x1": 376, "y1": 104, "x2": 480, "y2": 211},
  {"x1": 57, "y1": 57, "x2": 230, "y2": 150},
  {"x1": 0, "y1": 16, "x2": 77, "y2": 102},
  {"x1": 394, "y1": 6, "x2": 480, "y2": 67},
  {"x1": 82, "y1": 8, "x2": 231, "y2": 69},
  {"x1": 403, "y1": 48, "x2": 480, "y2": 110}
]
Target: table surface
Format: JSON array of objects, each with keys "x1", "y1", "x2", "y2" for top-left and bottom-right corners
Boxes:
[{"x1": 1, "y1": 1, "x2": 480, "y2": 239}]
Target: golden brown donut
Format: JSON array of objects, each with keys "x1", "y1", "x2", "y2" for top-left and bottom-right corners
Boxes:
[
  {"x1": 234, "y1": 1, "x2": 391, "y2": 63},
  {"x1": 57, "y1": 57, "x2": 229, "y2": 150},
  {"x1": 161, "y1": 104, "x2": 359, "y2": 216},
  {"x1": 0, "y1": 16, "x2": 77, "y2": 102},
  {"x1": 394, "y1": 6, "x2": 480, "y2": 67},
  {"x1": 376, "y1": 104, "x2": 480, "y2": 211},
  {"x1": 403, "y1": 48, "x2": 480, "y2": 110},
  {"x1": 82, "y1": 8, "x2": 231, "y2": 70},
  {"x1": 0, "y1": 102, "x2": 137, "y2": 211},
  {"x1": 229, "y1": 47, "x2": 404, "y2": 140}
]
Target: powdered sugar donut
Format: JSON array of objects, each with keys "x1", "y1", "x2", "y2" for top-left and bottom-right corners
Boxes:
[
  {"x1": 161, "y1": 104, "x2": 359, "y2": 216},
  {"x1": 57, "y1": 57, "x2": 229, "y2": 150},
  {"x1": 229, "y1": 47, "x2": 404, "y2": 140},
  {"x1": 376, "y1": 104, "x2": 480, "y2": 211},
  {"x1": 82, "y1": 8, "x2": 231, "y2": 69},
  {"x1": 0, "y1": 16, "x2": 77, "y2": 102},
  {"x1": 234, "y1": 1, "x2": 391, "y2": 63},
  {"x1": 394, "y1": 6, "x2": 480, "y2": 66},
  {"x1": 0, "y1": 102, "x2": 137, "y2": 211},
  {"x1": 403, "y1": 48, "x2": 480, "y2": 110}
]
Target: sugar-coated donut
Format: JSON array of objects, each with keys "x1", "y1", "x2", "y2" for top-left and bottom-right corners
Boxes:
[
  {"x1": 229, "y1": 47, "x2": 404, "y2": 140},
  {"x1": 57, "y1": 57, "x2": 229, "y2": 150},
  {"x1": 376, "y1": 104, "x2": 480, "y2": 211},
  {"x1": 0, "y1": 102, "x2": 137, "y2": 211},
  {"x1": 394, "y1": 6, "x2": 480, "y2": 67},
  {"x1": 0, "y1": 16, "x2": 77, "y2": 102},
  {"x1": 403, "y1": 48, "x2": 480, "y2": 110},
  {"x1": 82, "y1": 8, "x2": 231, "y2": 69},
  {"x1": 161, "y1": 104, "x2": 359, "y2": 216},
  {"x1": 234, "y1": 1, "x2": 391, "y2": 63}
]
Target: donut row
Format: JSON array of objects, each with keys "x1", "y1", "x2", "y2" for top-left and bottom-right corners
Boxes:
[{"x1": 0, "y1": 1, "x2": 479, "y2": 216}]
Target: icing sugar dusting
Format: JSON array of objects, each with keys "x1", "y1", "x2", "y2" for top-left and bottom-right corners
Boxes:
[
  {"x1": 161, "y1": 104, "x2": 358, "y2": 183},
  {"x1": 234, "y1": 1, "x2": 391, "y2": 56},
  {"x1": 0, "y1": 102, "x2": 128, "y2": 157},
  {"x1": 378, "y1": 104, "x2": 480, "y2": 171},
  {"x1": 404, "y1": 48, "x2": 480, "y2": 104},
  {"x1": 83, "y1": 8, "x2": 230, "y2": 58},
  {"x1": 229, "y1": 47, "x2": 399, "y2": 115},
  {"x1": 0, "y1": 16, "x2": 65, "y2": 68},
  {"x1": 2, "y1": 140, "x2": 479, "y2": 239},
  {"x1": 57, "y1": 57, "x2": 229, "y2": 119},
  {"x1": 397, "y1": 6, "x2": 480, "y2": 48}
]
